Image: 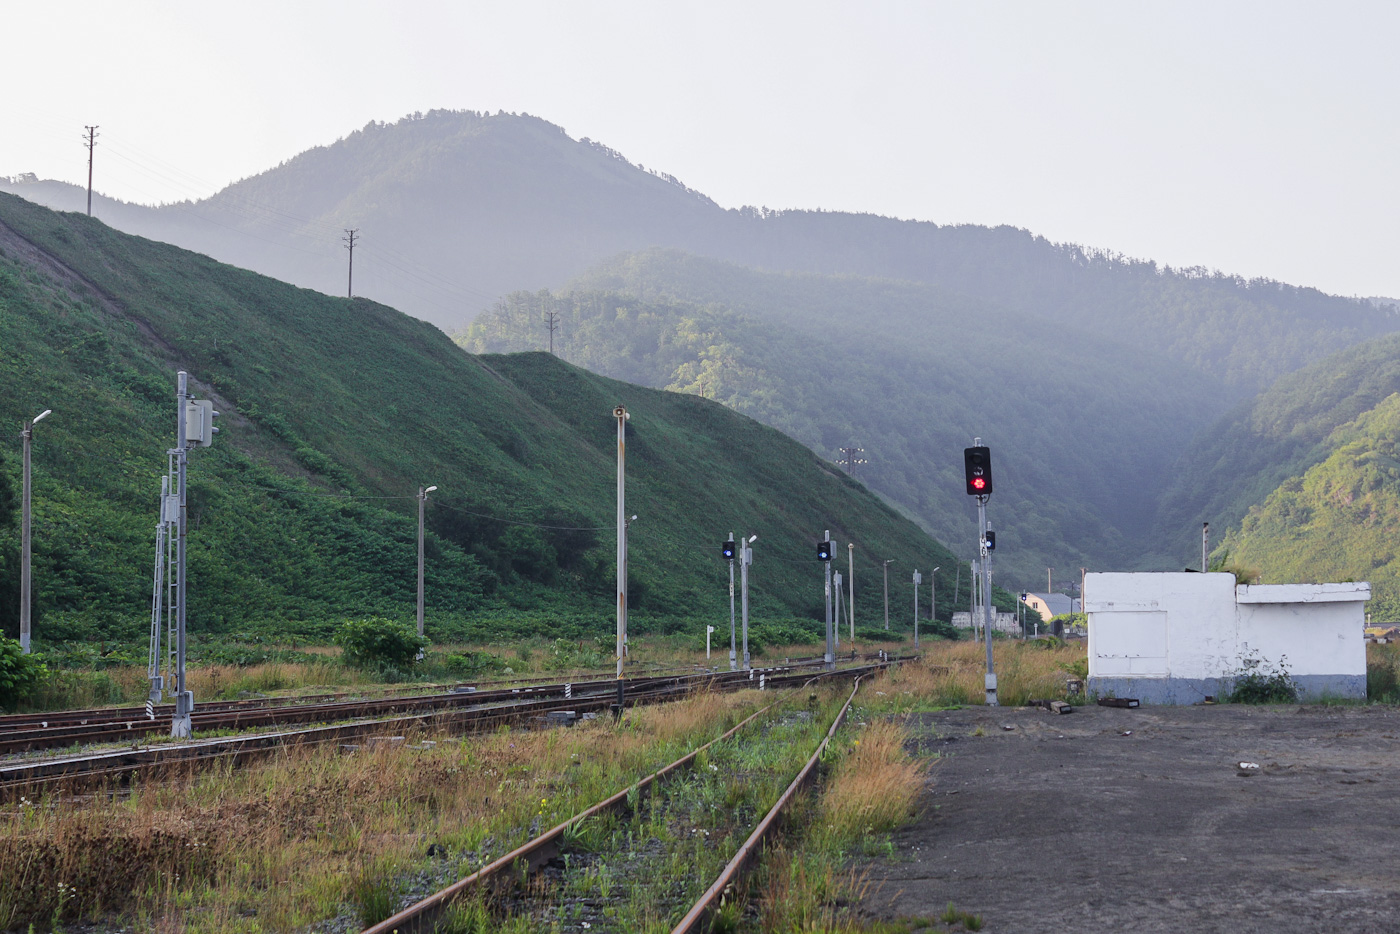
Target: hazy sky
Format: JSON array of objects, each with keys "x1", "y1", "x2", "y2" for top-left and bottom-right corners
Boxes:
[{"x1": 3, "y1": 1, "x2": 1397, "y2": 298}]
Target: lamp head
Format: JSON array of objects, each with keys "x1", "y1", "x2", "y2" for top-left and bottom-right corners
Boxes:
[
  {"x1": 748, "y1": 535, "x2": 758, "y2": 543},
  {"x1": 32, "y1": 409, "x2": 52, "y2": 425},
  {"x1": 424, "y1": 485, "x2": 437, "y2": 494}
]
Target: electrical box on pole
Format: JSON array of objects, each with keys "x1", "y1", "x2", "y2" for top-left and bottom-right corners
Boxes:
[
  {"x1": 964, "y1": 446, "x2": 992, "y2": 496},
  {"x1": 185, "y1": 399, "x2": 219, "y2": 447}
]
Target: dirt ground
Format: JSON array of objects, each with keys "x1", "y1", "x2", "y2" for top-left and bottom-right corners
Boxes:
[{"x1": 859, "y1": 702, "x2": 1400, "y2": 934}]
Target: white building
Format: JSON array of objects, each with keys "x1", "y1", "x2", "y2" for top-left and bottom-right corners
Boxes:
[{"x1": 1085, "y1": 572, "x2": 1368, "y2": 704}]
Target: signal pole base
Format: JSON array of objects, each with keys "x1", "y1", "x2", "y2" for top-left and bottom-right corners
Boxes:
[
  {"x1": 985, "y1": 673, "x2": 999, "y2": 707},
  {"x1": 171, "y1": 690, "x2": 194, "y2": 738}
]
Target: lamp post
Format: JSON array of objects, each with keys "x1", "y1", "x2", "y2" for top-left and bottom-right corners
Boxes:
[
  {"x1": 19, "y1": 409, "x2": 52, "y2": 654},
  {"x1": 883, "y1": 559, "x2": 894, "y2": 630},
  {"x1": 417, "y1": 485, "x2": 437, "y2": 637},
  {"x1": 929, "y1": 566, "x2": 940, "y2": 639}
]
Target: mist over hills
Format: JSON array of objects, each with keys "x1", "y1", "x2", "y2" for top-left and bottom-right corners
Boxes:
[
  {"x1": 0, "y1": 192, "x2": 965, "y2": 644},
  {"x1": 4, "y1": 110, "x2": 1392, "y2": 393},
  {"x1": 6, "y1": 108, "x2": 1399, "y2": 594}
]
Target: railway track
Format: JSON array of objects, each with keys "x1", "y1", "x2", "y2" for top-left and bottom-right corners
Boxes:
[
  {"x1": 361, "y1": 663, "x2": 879, "y2": 933},
  {"x1": 0, "y1": 651, "x2": 887, "y2": 754},
  {"x1": 0, "y1": 659, "x2": 886, "y2": 796}
]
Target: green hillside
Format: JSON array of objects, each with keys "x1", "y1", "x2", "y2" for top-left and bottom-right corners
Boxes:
[
  {"x1": 0, "y1": 192, "x2": 978, "y2": 646},
  {"x1": 459, "y1": 250, "x2": 1223, "y2": 586},
  {"x1": 1154, "y1": 332, "x2": 1400, "y2": 565},
  {"x1": 1221, "y1": 393, "x2": 1400, "y2": 619}
]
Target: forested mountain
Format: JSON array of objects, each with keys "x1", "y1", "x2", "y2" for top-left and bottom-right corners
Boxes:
[
  {"x1": 7, "y1": 108, "x2": 1397, "y2": 597},
  {"x1": 0, "y1": 192, "x2": 966, "y2": 645},
  {"x1": 1159, "y1": 332, "x2": 1400, "y2": 614},
  {"x1": 4, "y1": 110, "x2": 1392, "y2": 396},
  {"x1": 460, "y1": 250, "x2": 1226, "y2": 584}
]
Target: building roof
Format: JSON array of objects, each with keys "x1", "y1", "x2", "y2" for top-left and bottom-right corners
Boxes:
[{"x1": 1023, "y1": 592, "x2": 1080, "y2": 617}]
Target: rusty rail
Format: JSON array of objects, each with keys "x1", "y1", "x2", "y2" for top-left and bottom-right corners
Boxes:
[
  {"x1": 360, "y1": 662, "x2": 889, "y2": 934},
  {"x1": 669, "y1": 673, "x2": 866, "y2": 933}
]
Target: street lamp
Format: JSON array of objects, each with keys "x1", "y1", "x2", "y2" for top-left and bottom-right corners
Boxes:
[
  {"x1": 417, "y1": 485, "x2": 437, "y2": 637},
  {"x1": 19, "y1": 409, "x2": 52, "y2": 653}
]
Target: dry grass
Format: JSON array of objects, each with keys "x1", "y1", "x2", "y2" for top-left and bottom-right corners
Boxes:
[
  {"x1": 0, "y1": 686, "x2": 769, "y2": 931},
  {"x1": 819, "y1": 719, "x2": 925, "y2": 841},
  {"x1": 864, "y1": 640, "x2": 1085, "y2": 712}
]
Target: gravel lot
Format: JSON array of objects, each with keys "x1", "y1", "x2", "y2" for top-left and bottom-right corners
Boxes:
[{"x1": 859, "y1": 702, "x2": 1400, "y2": 934}]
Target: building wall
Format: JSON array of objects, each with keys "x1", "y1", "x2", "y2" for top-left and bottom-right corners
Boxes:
[{"x1": 1085, "y1": 573, "x2": 1367, "y2": 704}]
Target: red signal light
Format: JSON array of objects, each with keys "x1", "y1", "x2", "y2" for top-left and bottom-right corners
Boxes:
[{"x1": 971, "y1": 477, "x2": 986, "y2": 490}]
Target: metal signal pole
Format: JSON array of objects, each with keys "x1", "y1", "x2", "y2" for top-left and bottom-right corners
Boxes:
[
  {"x1": 912, "y1": 569, "x2": 922, "y2": 647},
  {"x1": 728, "y1": 530, "x2": 737, "y2": 671},
  {"x1": 172, "y1": 372, "x2": 192, "y2": 737},
  {"x1": 19, "y1": 409, "x2": 52, "y2": 653},
  {"x1": 930, "y1": 566, "x2": 940, "y2": 636},
  {"x1": 847, "y1": 543, "x2": 855, "y2": 639},
  {"x1": 614, "y1": 406, "x2": 629, "y2": 703},
  {"x1": 84, "y1": 126, "x2": 99, "y2": 216},
  {"x1": 975, "y1": 445, "x2": 997, "y2": 705},
  {"x1": 833, "y1": 570, "x2": 842, "y2": 654},
  {"x1": 823, "y1": 530, "x2": 834, "y2": 669},
  {"x1": 741, "y1": 534, "x2": 754, "y2": 670},
  {"x1": 882, "y1": 559, "x2": 893, "y2": 630},
  {"x1": 417, "y1": 485, "x2": 437, "y2": 637},
  {"x1": 1202, "y1": 522, "x2": 1210, "y2": 573}
]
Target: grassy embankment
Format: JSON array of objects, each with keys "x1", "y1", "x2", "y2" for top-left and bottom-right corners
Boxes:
[{"x1": 0, "y1": 641, "x2": 1085, "y2": 932}]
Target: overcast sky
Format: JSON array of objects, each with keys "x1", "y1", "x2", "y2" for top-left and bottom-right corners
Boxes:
[{"x1": 3, "y1": 1, "x2": 1396, "y2": 298}]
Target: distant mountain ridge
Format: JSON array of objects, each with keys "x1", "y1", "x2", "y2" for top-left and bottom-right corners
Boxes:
[{"x1": 4, "y1": 109, "x2": 1392, "y2": 396}]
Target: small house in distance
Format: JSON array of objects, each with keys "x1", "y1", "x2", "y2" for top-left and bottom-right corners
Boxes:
[
  {"x1": 1085, "y1": 572, "x2": 1368, "y2": 704},
  {"x1": 1022, "y1": 592, "x2": 1080, "y2": 622}
]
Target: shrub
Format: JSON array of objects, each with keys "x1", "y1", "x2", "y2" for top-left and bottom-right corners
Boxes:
[
  {"x1": 0, "y1": 638, "x2": 49, "y2": 711},
  {"x1": 1368, "y1": 659, "x2": 1399, "y2": 702},
  {"x1": 441, "y1": 650, "x2": 509, "y2": 676},
  {"x1": 1227, "y1": 653, "x2": 1299, "y2": 704},
  {"x1": 333, "y1": 618, "x2": 428, "y2": 673}
]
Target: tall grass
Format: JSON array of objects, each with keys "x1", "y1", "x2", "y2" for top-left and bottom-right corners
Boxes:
[{"x1": 0, "y1": 686, "x2": 768, "y2": 931}]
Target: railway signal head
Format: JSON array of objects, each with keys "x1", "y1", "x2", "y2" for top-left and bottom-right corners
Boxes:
[
  {"x1": 817, "y1": 539, "x2": 833, "y2": 561},
  {"x1": 984, "y1": 530, "x2": 996, "y2": 551},
  {"x1": 722, "y1": 539, "x2": 736, "y2": 560},
  {"x1": 964, "y1": 445, "x2": 992, "y2": 496}
]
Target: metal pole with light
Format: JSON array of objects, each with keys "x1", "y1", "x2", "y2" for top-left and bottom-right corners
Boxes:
[
  {"x1": 847, "y1": 542, "x2": 855, "y2": 640},
  {"x1": 930, "y1": 566, "x2": 940, "y2": 638},
  {"x1": 173, "y1": 374, "x2": 191, "y2": 737},
  {"x1": 820, "y1": 532, "x2": 833, "y2": 669},
  {"x1": 965, "y1": 438, "x2": 997, "y2": 706},
  {"x1": 728, "y1": 532, "x2": 737, "y2": 671},
  {"x1": 741, "y1": 534, "x2": 756, "y2": 670},
  {"x1": 614, "y1": 406, "x2": 629, "y2": 711},
  {"x1": 417, "y1": 485, "x2": 437, "y2": 637},
  {"x1": 18, "y1": 409, "x2": 51, "y2": 654},
  {"x1": 883, "y1": 559, "x2": 893, "y2": 630},
  {"x1": 912, "y1": 569, "x2": 921, "y2": 647}
]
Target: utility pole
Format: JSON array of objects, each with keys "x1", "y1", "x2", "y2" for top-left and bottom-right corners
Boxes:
[
  {"x1": 913, "y1": 569, "x2": 922, "y2": 647},
  {"x1": 83, "y1": 126, "x2": 99, "y2": 216},
  {"x1": 545, "y1": 309, "x2": 560, "y2": 354},
  {"x1": 170, "y1": 373, "x2": 218, "y2": 736},
  {"x1": 1081, "y1": 567, "x2": 1088, "y2": 616},
  {"x1": 614, "y1": 406, "x2": 629, "y2": 706},
  {"x1": 728, "y1": 530, "x2": 737, "y2": 671},
  {"x1": 19, "y1": 409, "x2": 52, "y2": 653},
  {"x1": 930, "y1": 566, "x2": 940, "y2": 635},
  {"x1": 847, "y1": 542, "x2": 855, "y2": 639},
  {"x1": 741, "y1": 534, "x2": 755, "y2": 669},
  {"x1": 1202, "y1": 522, "x2": 1210, "y2": 573},
  {"x1": 1047, "y1": 567, "x2": 1053, "y2": 594},
  {"x1": 833, "y1": 570, "x2": 842, "y2": 654},
  {"x1": 823, "y1": 530, "x2": 834, "y2": 669},
  {"x1": 417, "y1": 485, "x2": 437, "y2": 637},
  {"x1": 882, "y1": 559, "x2": 893, "y2": 630},
  {"x1": 342, "y1": 229, "x2": 359, "y2": 298},
  {"x1": 837, "y1": 446, "x2": 867, "y2": 477}
]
